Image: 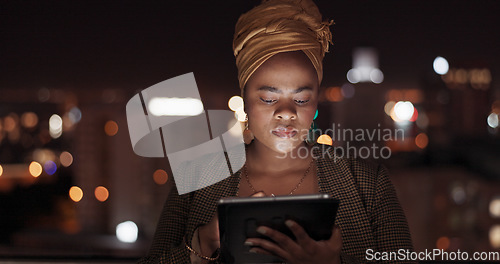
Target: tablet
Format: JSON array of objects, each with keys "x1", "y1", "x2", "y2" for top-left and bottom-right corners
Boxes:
[{"x1": 217, "y1": 194, "x2": 340, "y2": 264}]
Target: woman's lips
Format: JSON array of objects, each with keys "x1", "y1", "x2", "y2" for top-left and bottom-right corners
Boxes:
[{"x1": 272, "y1": 127, "x2": 298, "y2": 139}]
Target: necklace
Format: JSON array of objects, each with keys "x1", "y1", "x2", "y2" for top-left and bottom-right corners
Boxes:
[{"x1": 243, "y1": 159, "x2": 314, "y2": 197}]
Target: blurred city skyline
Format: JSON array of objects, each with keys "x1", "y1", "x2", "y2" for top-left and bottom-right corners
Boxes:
[{"x1": 1, "y1": 0, "x2": 500, "y2": 261}]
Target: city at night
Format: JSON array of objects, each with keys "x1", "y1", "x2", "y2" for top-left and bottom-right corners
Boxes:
[{"x1": 1, "y1": 0, "x2": 500, "y2": 263}]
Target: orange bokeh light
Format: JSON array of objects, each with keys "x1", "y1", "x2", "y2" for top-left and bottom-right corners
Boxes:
[
  {"x1": 104, "y1": 120, "x2": 119, "y2": 136},
  {"x1": 153, "y1": 169, "x2": 169, "y2": 185},
  {"x1": 69, "y1": 186, "x2": 83, "y2": 202},
  {"x1": 317, "y1": 134, "x2": 333, "y2": 146},
  {"x1": 415, "y1": 133, "x2": 429, "y2": 149},
  {"x1": 436, "y1": 236, "x2": 450, "y2": 251},
  {"x1": 94, "y1": 186, "x2": 109, "y2": 202},
  {"x1": 326, "y1": 87, "x2": 343, "y2": 102}
]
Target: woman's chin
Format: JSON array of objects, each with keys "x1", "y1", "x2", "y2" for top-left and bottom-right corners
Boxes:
[{"x1": 273, "y1": 141, "x2": 307, "y2": 157}]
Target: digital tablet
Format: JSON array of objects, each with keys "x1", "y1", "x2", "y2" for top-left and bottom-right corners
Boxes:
[{"x1": 217, "y1": 194, "x2": 340, "y2": 264}]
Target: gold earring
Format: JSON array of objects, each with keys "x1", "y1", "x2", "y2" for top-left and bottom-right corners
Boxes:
[{"x1": 243, "y1": 115, "x2": 254, "y2": 145}]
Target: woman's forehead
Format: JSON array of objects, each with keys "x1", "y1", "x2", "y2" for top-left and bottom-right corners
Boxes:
[{"x1": 246, "y1": 51, "x2": 319, "y2": 89}]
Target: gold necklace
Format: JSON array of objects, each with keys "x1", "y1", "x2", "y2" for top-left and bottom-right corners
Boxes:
[{"x1": 243, "y1": 159, "x2": 314, "y2": 197}]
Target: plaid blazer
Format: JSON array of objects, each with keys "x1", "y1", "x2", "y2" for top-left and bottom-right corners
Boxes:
[{"x1": 139, "y1": 144, "x2": 414, "y2": 263}]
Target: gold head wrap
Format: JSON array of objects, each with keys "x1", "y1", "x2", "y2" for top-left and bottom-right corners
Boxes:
[{"x1": 233, "y1": 0, "x2": 333, "y2": 92}]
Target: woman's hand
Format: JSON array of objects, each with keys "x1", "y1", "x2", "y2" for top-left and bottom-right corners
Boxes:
[
  {"x1": 197, "y1": 211, "x2": 220, "y2": 257},
  {"x1": 244, "y1": 220, "x2": 342, "y2": 264},
  {"x1": 197, "y1": 191, "x2": 267, "y2": 258}
]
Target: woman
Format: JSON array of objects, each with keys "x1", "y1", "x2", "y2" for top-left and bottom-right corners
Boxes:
[{"x1": 140, "y1": 0, "x2": 413, "y2": 263}]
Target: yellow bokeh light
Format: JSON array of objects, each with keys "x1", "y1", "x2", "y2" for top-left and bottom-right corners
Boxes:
[
  {"x1": 490, "y1": 196, "x2": 500, "y2": 218},
  {"x1": 490, "y1": 225, "x2": 500, "y2": 249},
  {"x1": 415, "y1": 133, "x2": 429, "y2": 149},
  {"x1": 94, "y1": 186, "x2": 109, "y2": 202},
  {"x1": 317, "y1": 134, "x2": 333, "y2": 146},
  {"x1": 228, "y1": 96, "x2": 244, "y2": 112},
  {"x1": 69, "y1": 186, "x2": 83, "y2": 202},
  {"x1": 29, "y1": 161, "x2": 43, "y2": 177},
  {"x1": 384, "y1": 101, "x2": 395, "y2": 116},
  {"x1": 104, "y1": 120, "x2": 119, "y2": 136},
  {"x1": 153, "y1": 169, "x2": 169, "y2": 185},
  {"x1": 0, "y1": 164, "x2": 3, "y2": 177},
  {"x1": 60, "y1": 151, "x2": 74, "y2": 167}
]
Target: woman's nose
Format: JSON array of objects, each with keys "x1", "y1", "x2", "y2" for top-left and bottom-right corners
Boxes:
[{"x1": 275, "y1": 102, "x2": 297, "y2": 120}]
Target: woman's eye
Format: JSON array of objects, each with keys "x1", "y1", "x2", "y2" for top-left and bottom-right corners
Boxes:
[
  {"x1": 260, "y1": 98, "x2": 277, "y2": 104},
  {"x1": 295, "y1": 99, "x2": 310, "y2": 104}
]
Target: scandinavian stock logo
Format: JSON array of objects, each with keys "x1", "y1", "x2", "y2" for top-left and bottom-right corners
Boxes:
[{"x1": 125, "y1": 73, "x2": 245, "y2": 194}]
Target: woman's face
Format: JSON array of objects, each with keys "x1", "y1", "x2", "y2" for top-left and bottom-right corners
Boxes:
[{"x1": 244, "y1": 51, "x2": 319, "y2": 155}]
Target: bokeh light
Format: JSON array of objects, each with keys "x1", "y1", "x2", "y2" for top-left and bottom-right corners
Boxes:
[
  {"x1": 416, "y1": 112, "x2": 429, "y2": 129},
  {"x1": 384, "y1": 101, "x2": 395, "y2": 116},
  {"x1": 95, "y1": 186, "x2": 109, "y2": 202},
  {"x1": 340, "y1": 83, "x2": 355, "y2": 98},
  {"x1": 153, "y1": 169, "x2": 169, "y2": 185},
  {"x1": 487, "y1": 113, "x2": 499, "y2": 128},
  {"x1": 415, "y1": 133, "x2": 429, "y2": 149},
  {"x1": 433, "y1": 56, "x2": 449, "y2": 75},
  {"x1": 436, "y1": 236, "x2": 450, "y2": 250},
  {"x1": 116, "y1": 221, "x2": 138, "y2": 243},
  {"x1": 370, "y1": 68, "x2": 384, "y2": 84},
  {"x1": 4, "y1": 114, "x2": 17, "y2": 132},
  {"x1": 346, "y1": 69, "x2": 361, "y2": 84},
  {"x1": 21, "y1": 112, "x2": 38, "y2": 129},
  {"x1": 60, "y1": 151, "x2": 74, "y2": 167},
  {"x1": 490, "y1": 225, "x2": 500, "y2": 248},
  {"x1": 409, "y1": 108, "x2": 418, "y2": 122},
  {"x1": 393, "y1": 101, "x2": 415, "y2": 122},
  {"x1": 43, "y1": 160, "x2": 57, "y2": 175},
  {"x1": 317, "y1": 134, "x2": 333, "y2": 146},
  {"x1": 104, "y1": 120, "x2": 119, "y2": 136},
  {"x1": 29, "y1": 161, "x2": 43, "y2": 177},
  {"x1": 489, "y1": 196, "x2": 500, "y2": 218},
  {"x1": 451, "y1": 184, "x2": 466, "y2": 205},
  {"x1": 69, "y1": 186, "x2": 83, "y2": 202},
  {"x1": 49, "y1": 114, "x2": 63, "y2": 138},
  {"x1": 326, "y1": 87, "x2": 343, "y2": 102},
  {"x1": 228, "y1": 96, "x2": 244, "y2": 112},
  {"x1": 0, "y1": 164, "x2": 3, "y2": 177},
  {"x1": 68, "y1": 107, "x2": 82, "y2": 124}
]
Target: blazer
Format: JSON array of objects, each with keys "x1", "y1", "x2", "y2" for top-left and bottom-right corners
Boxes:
[{"x1": 139, "y1": 144, "x2": 414, "y2": 263}]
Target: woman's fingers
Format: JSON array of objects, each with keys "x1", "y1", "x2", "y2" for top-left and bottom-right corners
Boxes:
[
  {"x1": 251, "y1": 191, "x2": 266, "y2": 197},
  {"x1": 327, "y1": 224, "x2": 342, "y2": 252},
  {"x1": 284, "y1": 220, "x2": 314, "y2": 250},
  {"x1": 245, "y1": 236, "x2": 291, "y2": 260},
  {"x1": 257, "y1": 226, "x2": 301, "y2": 253}
]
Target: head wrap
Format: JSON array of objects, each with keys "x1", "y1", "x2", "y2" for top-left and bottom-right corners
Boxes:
[{"x1": 233, "y1": 0, "x2": 333, "y2": 92}]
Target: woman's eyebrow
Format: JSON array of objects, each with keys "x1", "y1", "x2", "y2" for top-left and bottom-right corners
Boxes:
[{"x1": 257, "y1": 86, "x2": 312, "y2": 93}]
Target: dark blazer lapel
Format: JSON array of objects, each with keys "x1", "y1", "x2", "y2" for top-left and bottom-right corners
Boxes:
[
  {"x1": 188, "y1": 171, "x2": 241, "y2": 233},
  {"x1": 315, "y1": 145, "x2": 376, "y2": 252}
]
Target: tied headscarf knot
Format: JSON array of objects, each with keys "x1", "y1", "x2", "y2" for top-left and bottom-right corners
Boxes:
[{"x1": 233, "y1": 0, "x2": 333, "y2": 93}]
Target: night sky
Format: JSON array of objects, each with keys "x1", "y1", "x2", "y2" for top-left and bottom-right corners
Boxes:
[{"x1": 1, "y1": 0, "x2": 499, "y2": 96}]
